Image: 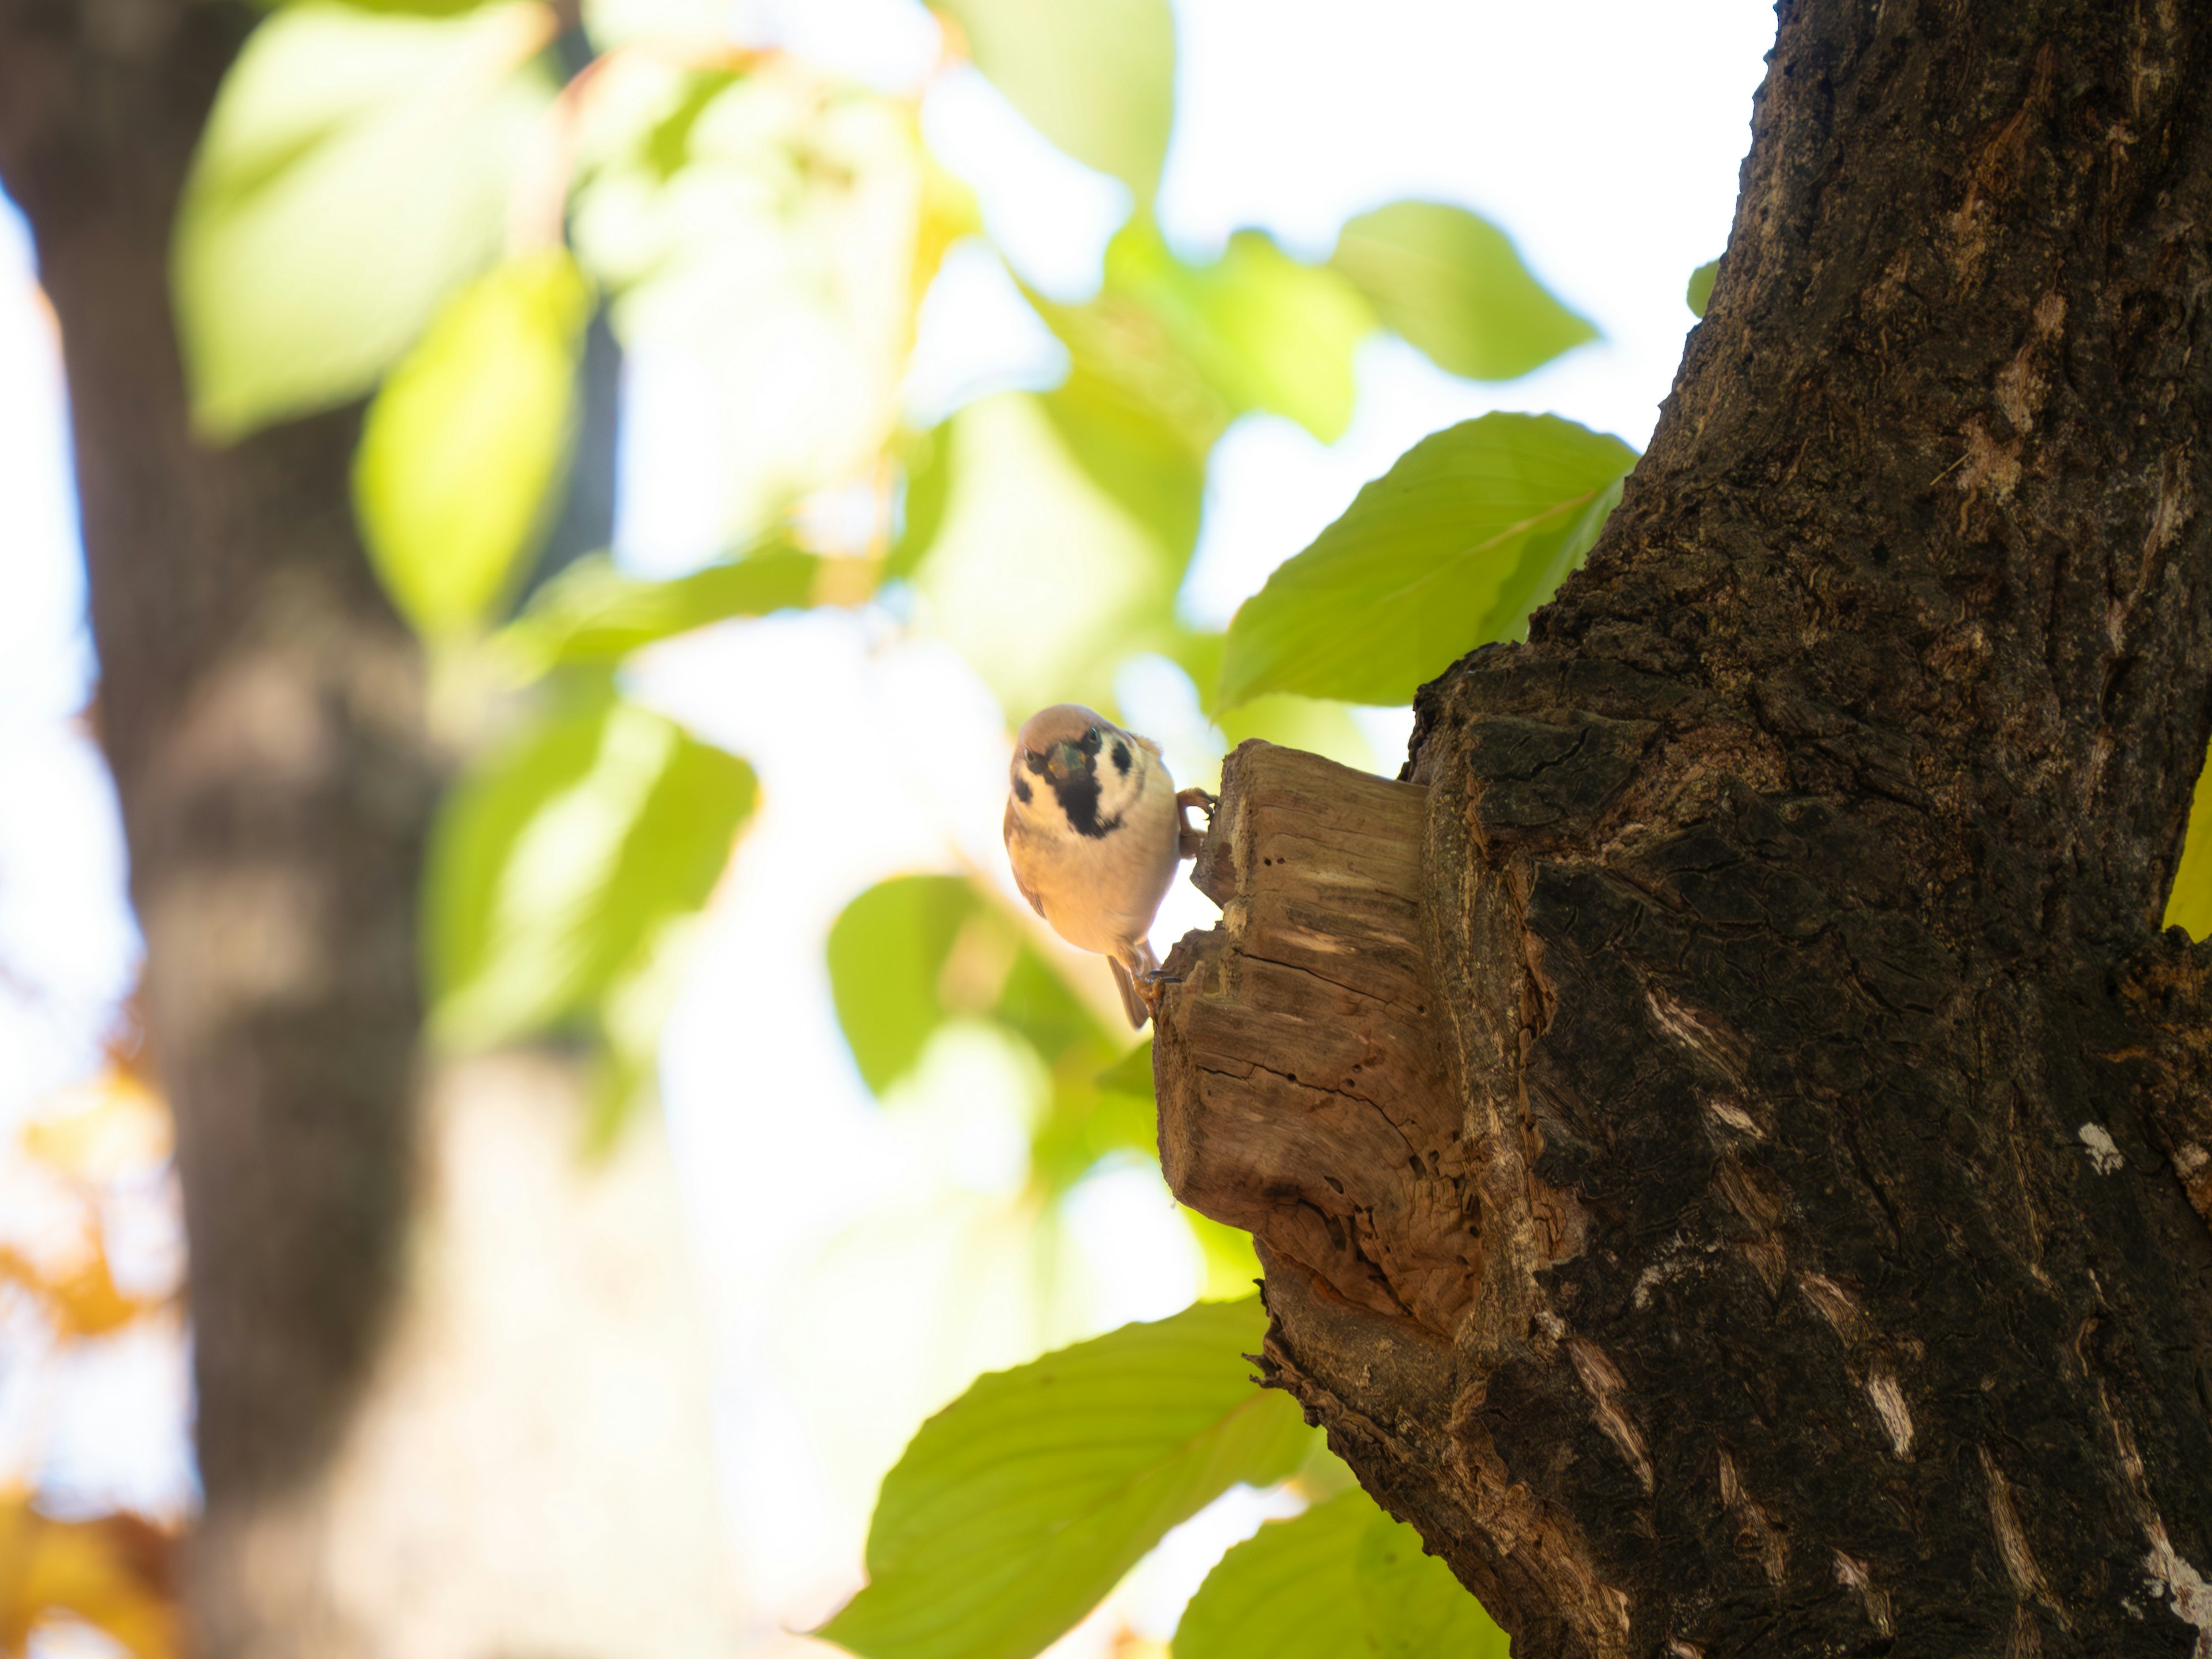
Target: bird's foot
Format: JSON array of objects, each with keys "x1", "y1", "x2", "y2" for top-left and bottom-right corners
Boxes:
[{"x1": 1175, "y1": 788, "x2": 1218, "y2": 860}]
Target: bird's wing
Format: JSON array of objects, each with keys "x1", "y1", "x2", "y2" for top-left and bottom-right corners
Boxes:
[
  {"x1": 1132, "y1": 732, "x2": 1163, "y2": 759},
  {"x1": 1002, "y1": 800, "x2": 1050, "y2": 919}
]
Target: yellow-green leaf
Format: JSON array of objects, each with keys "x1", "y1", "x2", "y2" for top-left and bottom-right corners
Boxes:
[
  {"x1": 2165, "y1": 736, "x2": 2212, "y2": 938},
  {"x1": 1172, "y1": 1490, "x2": 1369, "y2": 1659},
  {"x1": 1173, "y1": 1488, "x2": 1510, "y2": 1659},
  {"x1": 1219, "y1": 414, "x2": 1637, "y2": 709},
  {"x1": 499, "y1": 544, "x2": 876, "y2": 672},
  {"x1": 827, "y1": 875, "x2": 1114, "y2": 1098},
  {"x1": 173, "y1": 1, "x2": 555, "y2": 439},
  {"x1": 1329, "y1": 200, "x2": 1597, "y2": 382},
  {"x1": 933, "y1": 0, "x2": 1175, "y2": 203},
  {"x1": 426, "y1": 691, "x2": 756, "y2": 1046},
  {"x1": 1687, "y1": 257, "x2": 1720, "y2": 319},
  {"x1": 355, "y1": 250, "x2": 591, "y2": 639},
  {"x1": 821, "y1": 1298, "x2": 1312, "y2": 1659},
  {"x1": 1104, "y1": 224, "x2": 1374, "y2": 445}
]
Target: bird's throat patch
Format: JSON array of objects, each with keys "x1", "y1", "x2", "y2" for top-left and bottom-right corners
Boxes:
[{"x1": 1051, "y1": 768, "x2": 1119, "y2": 840}]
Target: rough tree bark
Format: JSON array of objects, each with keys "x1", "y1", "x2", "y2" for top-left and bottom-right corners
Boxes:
[
  {"x1": 0, "y1": 3, "x2": 731, "y2": 1654},
  {"x1": 1158, "y1": 3, "x2": 2212, "y2": 1656}
]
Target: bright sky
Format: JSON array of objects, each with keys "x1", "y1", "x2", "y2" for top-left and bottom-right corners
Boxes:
[{"x1": 0, "y1": 0, "x2": 1777, "y2": 1649}]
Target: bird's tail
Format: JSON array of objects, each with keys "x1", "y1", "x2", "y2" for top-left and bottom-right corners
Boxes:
[{"x1": 1110, "y1": 939, "x2": 1159, "y2": 1030}]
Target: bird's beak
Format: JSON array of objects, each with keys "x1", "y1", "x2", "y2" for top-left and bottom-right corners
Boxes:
[{"x1": 1047, "y1": 741, "x2": 1084, "y2": 781}]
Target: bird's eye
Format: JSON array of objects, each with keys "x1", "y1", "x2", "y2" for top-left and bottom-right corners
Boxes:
[{"x1": 1080, "y1": 726, "x2": 1103, "y2": 754}]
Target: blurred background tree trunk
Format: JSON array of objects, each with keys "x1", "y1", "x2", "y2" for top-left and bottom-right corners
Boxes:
[
  {"x1": 0, "y1": 4, "x2": 734, "y2": 1654},
  {"x1": 1157, "y1": 1, "x2": 2212, "y2": 1653}
]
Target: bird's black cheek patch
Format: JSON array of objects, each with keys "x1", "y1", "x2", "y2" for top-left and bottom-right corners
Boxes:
[
  {"x1": 1012, "y1": 775, "x2": 1032, "y2": 804},
  {"x1": 1112, "y1": 741, "x2": 1131, "y2": 776}
]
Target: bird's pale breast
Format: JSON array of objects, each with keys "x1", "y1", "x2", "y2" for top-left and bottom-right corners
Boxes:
[{"x1": 1008, "y1": 762, "x2": 1179, "y2": 960}]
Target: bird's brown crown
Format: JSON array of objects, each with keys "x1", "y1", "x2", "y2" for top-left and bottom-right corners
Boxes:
[{"x1": 1014, "y1": 704, "x2": 1107, "y2": 757}]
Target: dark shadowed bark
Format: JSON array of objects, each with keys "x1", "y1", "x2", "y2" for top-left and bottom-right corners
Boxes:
[{"x1": 1158, "y1": 2, "x2": 2212, "y2": 1654}]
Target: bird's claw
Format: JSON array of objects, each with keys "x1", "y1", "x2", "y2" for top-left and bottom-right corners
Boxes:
[{"x1": 1175, "y1": 788, "x2": 1218, "y2": 860}]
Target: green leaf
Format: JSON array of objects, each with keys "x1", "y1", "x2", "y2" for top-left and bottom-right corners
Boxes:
[
  {"x1": 427, "y1": 690, "x2": 756, "y2": 1046},
  {"x1": 499, "y1": 545, "x2": 875, "y2": 671},
  {"x1": 1355, "y1": 1499, "x2": 1512, "y2": 1659},
  {"x1": 1174, "y1": 1489, "x2": 1510, "y2": 1659},
  {"x1": 1172, "y1": 1490, "x2": 1370, "y2": 1659},
  {"x1": 828, "y1": 876, "x2": 984, "y2": 1094},
  {"x1": 173, "y1": 1, "x2": 555, "y2": 439},
  {"x1": 827, "y1": 874, "x2": 1119, "y2": 1103},
  {"x1": 821, "y1": 1298, "x2": 1313, "y2": 1659},
  {"x1": 1041, "y1": 369, "x2": 1208, "y2": 569},
  {"x1": 2165, "y1": 736, "x2": 2212, "y2": 938},
  {"x1": 910, "y1": 390, "x2": 1186, "y2": 715},
  {"x1": 1329, "y1": 200, "x2": 1597, "y2": 382},
  {"x1": 1219, "y1": 414, "x2": 1637, "y2": 709},
  {"x1": 889, "y1": 425, "x2": 954, "y2": 582},
  {"x1": 933, "y1": 0, "x2": 1175, "y2": 203},
  {"x1": 1215, "y1": 695, "x2": 1389, "y2": 775},
  {"x1": 1686, "y1": 257, "x2": 1720, "y2": 319},
  {"x1": 1103, "y1": 224, "x2": 1374, "y2": 445},
  {"x1": 354, "y1": 251, "x2": 591, "y2": 639},
  {"x1": 1096, "y1": 1040, "x2": 1154, "y2": 1100}
]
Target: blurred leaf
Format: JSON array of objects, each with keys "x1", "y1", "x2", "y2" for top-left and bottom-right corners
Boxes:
[
  {"x1": 354, "y1": 251, "x2": 591, "y2": 639},
  {"x1": 21, "y1": 1069, "x2": 171, "y2": 1179},
  {"x1": 0, "y1": 1496, "x2": 177, "y2": 1659},
  {"x1": 1184, "y1": 1208, "x2": 1262, "y2": 1302},
  {"x1": 829, "y1": 876, "x2": 983, "y2": 1094},
  {"x1": 1173, "y1": 1488, "x2": 1509, "y2": 1659},
  {"x1": 1096, "y1": 1040, "x2": 1153, "y2": 1099},
  {"x1": 427, "y1": 691, "x2": 756, "y2": 1046},
  {"x1": 173, "y1": 2, "x2": 555, "y2": 439},
  {"x1": 888, "y1": 426, "x2": 954, "y2": 582},
  {"x1": 1328, "y1": 200, "x2": 1596, "y2": 382},
  {"x1": 1214, "y1": 696, "x2": 1387, "y2": 775},
  {"x1": 2165, "y1": 735, "x2": 2212, "y2": 938},
  {"x1": 1103, "y1": 224, "x2": 1374, "y2": 445},
  {"x1": 1172, "y1": 1490, "x2": 1369, "y2": 1659},
  {"x1": 0, "y1": 1242, "x2": 159, "y2": 1340},
  {"x1": 1041, "y1": 368, "x2": 1207, "y2": 570},
  {"x1": 1355, "y1": 1500, "x2": 1512, "y2": 1659},
  {"x1": 911, "y1": 391, "x2": 1184, "y2": 715},
  {"x1": 1086, "y1": 1043, "x2": 1259, "y2": 1296},
  {"x1": 933, "y1": 0, "x2": 1175, "y2": 203},
  {"x1": 500, "y1": 545, "x2": 875, "y2": 671},
  {"x1": 584, "y1": 0, "x2": 731, "y2": 51},
  {"x1": 642, "y1": 69, "x2": 743, "y2": 180},
  {"x1": 571, "y1": 62, "x2": 930, "y2": 543},
  {"x1": 1686, "y1": 257, "x2": 1720, "y2": 319},
  {"x1": 1220, "y1": 414, "x2": 1636, "y2": 709},
  {"x1": 820, "y1": 1298, "x2": 1312, "y2": 1659},
  {"x1": 993, "y1": 948, "x2": 1109, "y2": 1067},
  {"x1": 828, "y1": 875, "x2": 1118, "y2": 1108}
]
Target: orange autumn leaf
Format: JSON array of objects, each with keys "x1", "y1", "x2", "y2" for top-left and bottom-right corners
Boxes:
[
  {"x1": 0, "y1": 1491, "x2": 177, "y2": 1659},
  {"x1": 0, "y1": 1237, "x2": 159, "y2": 1340}
]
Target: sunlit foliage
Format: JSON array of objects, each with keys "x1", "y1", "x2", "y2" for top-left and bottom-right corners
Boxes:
[{"x1": 158, "y1": 0, "x2": 1682, "y2": 1649}]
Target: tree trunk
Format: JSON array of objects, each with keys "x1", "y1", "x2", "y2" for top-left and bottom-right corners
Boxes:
[
  {"x1": 0, "y1": 5, "x2": 732, "y2": 1654},
  {"x1": 1157, "y1": 3, "x2": 2212, "y2": 1654}
]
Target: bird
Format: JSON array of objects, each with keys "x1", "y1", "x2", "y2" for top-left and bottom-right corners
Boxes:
[{"x1": 1003, "y1": 704, "x2": 1214, "y2": 1028}]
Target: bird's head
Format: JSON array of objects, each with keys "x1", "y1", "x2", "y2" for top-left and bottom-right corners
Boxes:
[
  {"x1": 1009, "y1": 704, "x2": 1149, "y2": 839},
  {"x1": 1015, "y1": 703, "x2": 1106, "y2": 788}
]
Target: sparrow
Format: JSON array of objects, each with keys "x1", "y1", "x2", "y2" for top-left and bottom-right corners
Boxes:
[{"x1": 1003, "y1": 704, "x2": 1214, "y2": 1028}]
